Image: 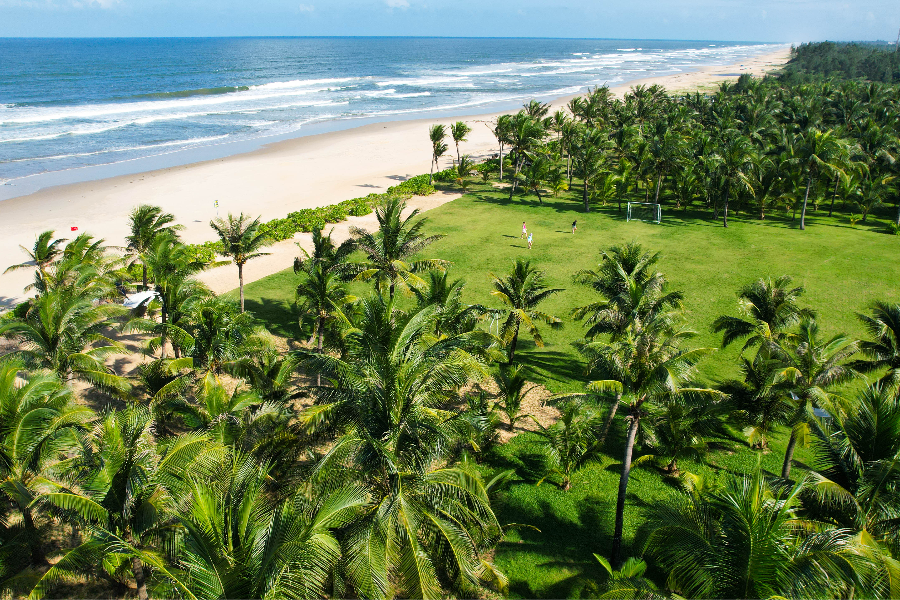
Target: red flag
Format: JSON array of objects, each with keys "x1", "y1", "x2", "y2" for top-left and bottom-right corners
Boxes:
[{"x1": 70, "y1": 226, "x2": 78, "y2": 231}]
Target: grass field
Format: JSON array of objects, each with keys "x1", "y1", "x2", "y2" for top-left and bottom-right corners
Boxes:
[{"x1": 234, "y1": 182, "x2": 900, "y2": 596}]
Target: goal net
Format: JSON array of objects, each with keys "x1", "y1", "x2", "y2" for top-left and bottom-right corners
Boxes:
[{"x1": 626, "y1": 202, "x2": 661, "y2": 223}]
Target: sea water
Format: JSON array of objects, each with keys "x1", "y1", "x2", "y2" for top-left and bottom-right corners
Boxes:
[{"x1": 0, "y1": 37, "x2": 781, "y2": 197}]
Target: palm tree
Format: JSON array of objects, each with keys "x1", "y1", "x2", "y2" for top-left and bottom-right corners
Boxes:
[
  {"x1": 125, "y1": 204, "x2": 182, "y2": 289},
  {"x1": 3, "y1": 230, "x2": 67, "y2": 283},
  {"x1": 297, "y1": 296, "x2": 505, "y2": 599},
  {"x1": 490, "y1": 259, "x2": 563, "y2": 364},
  {"x1": 805, "y1": 384, "x2": 900, "y2": 559},
  {"x1": 0, "y1": 287, "x2": 130, "y2": 394},
  {"x1": 643, "y1": 469, "x2": 879, "y2": 598},
  {"x1": 455, "y1": 154, "x2": 475, "y2": 192},
  {"x1": 492, "y1": 363, "x2": 538, "y2": 431},
  {"x1": 573, "y1": 242, "x2": 683, "y2": 342},
  {"x1": 295, "y1": 262, "x2": 355, "y2": 385},
  {"x1": 183, "y1": 295, "x2": 267, "y2": 376},
  {"x1": 294, "y1": 225, "x2": 355, "y2": 276},
  {"x1": 719, "y1": 356, "x2": 794, "y2": 450},
  {"x1": 534, "y1": 401, "x2": 603, "y2": 491},
  {"x1": 209, "y1": 213, "x2": 273, "y2": 312},
  {"x1": 853, "y1": 301, "x2": 900, "y2": 387},
  {"x1": 581, "y1": 302, "x2": 714, "y2": 567},
  {"x1": 791, "y1": 128, "x2": 849, "y2": 230},
  {"x1": 429, "y1": 124, "x2": 448, "y2": 184},
  {"x1": 138, "y1": 234, "x2": 212, "y2": 359},
  {"x1": 450, "y1": 120, "x2": 471, "y2": 164},
  {"x1": 506, "y1": 112, "x2": 546, "y2": 199},
  {"x1": 571, "y1": 127, "x2": 610, "y2": 212},
  {"x1": 411, "y1": 270, "x2": 486, "y2": 338},
  {"x1": 0, "y1": 361, "x2": 93, "y2": 567},
  {"x1": 37, "y1": 407, "x2": 168, "y2": 600},
  {"x1": 712, "y1": 275, "x2": 815, "y2": 357},
  {"x1": 775, "y1": 317, "x2": 859, "y2": 479},
  {"x1": 350, "y1": 196, "x2": 448, "y2": 299},
  {"x1": 716, "y1": 131, "x2": 756, "y2": 227},
  {"x1": 491, "y1": 114, "x2": 513, "y2": 182}
]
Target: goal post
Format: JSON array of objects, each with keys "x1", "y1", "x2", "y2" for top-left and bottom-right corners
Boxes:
[{"x1": 626, "y1": 202, "x2": 661, "y2": 223}]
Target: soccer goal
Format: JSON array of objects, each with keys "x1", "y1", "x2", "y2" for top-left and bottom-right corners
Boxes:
[{"x1": 626, "y1": 202, "x2": 661, "y2": 223}]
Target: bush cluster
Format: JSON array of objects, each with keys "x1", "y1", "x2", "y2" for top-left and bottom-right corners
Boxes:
[{"x1": 432, "y1": 168, "x2": 457, "y2": 183}]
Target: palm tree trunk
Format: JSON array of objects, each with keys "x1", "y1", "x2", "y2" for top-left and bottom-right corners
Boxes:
[
  {"x1": 507, "y1": 323, "x2": 520, "y2": 365},
  {"x1": 238, "y1": 263, "x2": 245, "y2": 312},
  {"x1": 654, "y1": 172, "x2": 662, "y2": 204},
  {"x1": 800, "y1": 176, "x2": 812, "y2": 231},
  {"x1": 456, "y1": 143, "x2": 460, "y2": 165},
  {"x1": 509, "y1": 158, "x2": 522, "y2": 200},
  {"x1": 896, "y1": 200, "x2": 900, "y2": 227},
  {"x1": 316, "y1": 316, "x2": 324, "y2": 388},
  {"x1": 125, "y1": 532, "x2": 149, "y2": 600},
  {"x1": 498, "y1": 143, "x2": 504, "y2": 181},
  {"x1": 142, "y1": 263, "x2": 148, "y2": 290},
  {"x1": 722, "y1": 187, "x2": 729, "y2": 228},
  {"x1": 611, "y1": 410, "x2": 640, "y2": 568},
  {"x1": 828, "y1": 175, "x2": 839, "y2": 216},
  {"x1": 160, "y1": 304, "x2": 168, "y2": 360},
  {"x1": 429, "y1": 157, "x2": 435, "y2": 185},
  {"x1": 782, "y1": 430, "x2": 798, "y2": 479},
  {"x1": 23, "y1": 507, "x2": 47, "y2": 566},
  {"x1": 583, "y1": 179, "x2": 590, "y2": 213}
]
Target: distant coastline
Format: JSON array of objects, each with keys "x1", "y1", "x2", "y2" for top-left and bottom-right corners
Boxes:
[
  {"x1": 0, "y1": 45, "x2": 791, "y2": 305},
  {"x1": 0, "y1": 38, "x2": 785, "y2": 201}
]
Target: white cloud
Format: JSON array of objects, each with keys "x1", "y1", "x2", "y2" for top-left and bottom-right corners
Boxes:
[
  {"x1": 297, "y1": 3, "x2": 314, "y2": 12},
  {"x1": 385, "y1": 0, "x2": 409, "y2": 8}
]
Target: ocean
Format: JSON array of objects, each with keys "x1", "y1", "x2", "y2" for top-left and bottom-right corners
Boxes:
[{"x1": 0, "y1": 37, "x2": 781, "y2": 197}]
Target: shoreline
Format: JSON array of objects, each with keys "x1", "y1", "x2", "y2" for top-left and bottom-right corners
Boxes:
[{"x1": 0, "y1": 45, "x2": 791, "y2": 306}]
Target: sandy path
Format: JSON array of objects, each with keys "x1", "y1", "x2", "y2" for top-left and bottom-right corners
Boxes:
[{"x1": 0, "y1": 47, "x2": 790, "y2": 306}]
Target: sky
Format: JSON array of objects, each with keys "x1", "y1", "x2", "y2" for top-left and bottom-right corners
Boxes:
[{"x1": 0, "y1": 0, "x2": 897, "y2": 41}]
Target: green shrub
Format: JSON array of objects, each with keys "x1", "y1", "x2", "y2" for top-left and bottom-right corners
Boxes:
[
  {"x1": 387, "y1": 174, "x2": 436, "y2": 196},
  {"x1": 433, "y1": 168, "x2": 456, "y2": 183},
  {"x1": 183, "y1": 240, "x2": 224, "y2": 264}
]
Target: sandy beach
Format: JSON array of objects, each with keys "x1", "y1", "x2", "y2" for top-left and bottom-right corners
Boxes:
[{"x1": 0, "y1": 46, "x2": 790, "y2": 307}]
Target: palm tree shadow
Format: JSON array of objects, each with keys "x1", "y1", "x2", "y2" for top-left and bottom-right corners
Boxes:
[
  {"x1": 244, "y1": 296, "x2": 299, "y2": 338},
  {"x1": 495, "y1": 494, "x2": 613, "y2": 598},
  {"x1": 516, "y1": 349, "x2": 586, "y2": 386}
]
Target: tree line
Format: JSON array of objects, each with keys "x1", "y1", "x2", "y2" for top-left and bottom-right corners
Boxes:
[{"x1": 431, "y1": 69, "x2": 900, "y2": 231}]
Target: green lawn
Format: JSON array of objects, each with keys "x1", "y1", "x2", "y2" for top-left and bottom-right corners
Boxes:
[{"x1": 235, "y1": 182, "x2": 900, "y2": 597}]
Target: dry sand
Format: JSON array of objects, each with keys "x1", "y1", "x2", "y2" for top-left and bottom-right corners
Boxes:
[{"x1": 0, "y1": 46, "x2": 790, "y2": 307}]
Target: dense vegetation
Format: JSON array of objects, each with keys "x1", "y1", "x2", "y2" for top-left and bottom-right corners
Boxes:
[
  {"x1": 2, "y1": 60, "x2": 900, "y2": 599},
  {"x1": 786, "y1": 41, "x2": 900, "y2": 83}
]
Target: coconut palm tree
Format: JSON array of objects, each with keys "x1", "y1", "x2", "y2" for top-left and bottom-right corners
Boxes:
[
  {"x1": 533, "y1": 401, "x2": 604, "y2": 491},
  {"x1": 0, "y1": 361, "x2": 93, "y2": 567},
  {"x1": 805, "y1": 385, "x2": 900, "y2": 563},
  {"x1": 490, "y1": 259, "x2": 563, "y2": 364},
  {"x1": 581, "y1": 303, "x2": 714, "y2": 567},
  {"x1": 296, "y1": 296, "x2": 505, "y2": 599},
  {"x1": 209, "y1": 213, "x2": 273, "y2": 312},
  {"x1": 125, "y1": 204, "x2": 183, "y2": 289},
  {"x1": 455, "y1": 154, "x2": 475, "y2": 192},
  {"x1": 790, "y1": 128, "x2": 849, "y2": 230},
  {"x1": 853, "y1": 301, "x2": 900, "y2": 387},
  {"x1": 0, "y1": 286, "x2": 130, "y2": 394},
  {"x1": 450, "y1": 121, "x2": 471, "y2": 164},
  {"x1": 491, "y1": 114, "x2": 513, "y2": 182},
  {"x1": 350, "y1": 196, "x2": 448, "y2": 300},
  {"x1": 643, "y1": 469, "x2": 880, "y2": 599},
  {"x1": 572, "y1": 243, "x2": 683, "y2": 342},
  {"x1": 492, "y1": 363, "x2": 538, "y2": 431},
  {"x1": 571, "y1": 126, "x2": 610, "y2": 212},
  {"x1": 3, "y1": 230, "x2": 67, "y2": 284},
  {"x1": 411, "y1": 270, "x2": 486, "y2": 338},
  {"x1": 712, "y1": 275, "x2": 815, "y2": 357},
  {"x1": 716, "y1": 131, "x2": 757, "y2": 227},
  {"x1": 718, "y1": 356, "x2": 795, "y2": 450},
  {"x1": 295, "y1": 262, "x2": 355, "y2": 385},
  {"x1": 774, "y1": 317, "x2": 859, "y2": 479},
  {"x1": 429, "y1": 124, "x2": 448, "y2": 184},
  {"x1": 294, "y1": 225, "x2": 355, "y2": 276},
  {"x1": 183, "y1": 295, "x2": 267, "y2": 376},
  {"x1": 506, "y1": 112, "x2": 546, "y2": 198}
]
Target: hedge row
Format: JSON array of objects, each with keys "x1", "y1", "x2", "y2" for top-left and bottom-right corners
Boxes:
[{"x1": 184, "y1": 174, "x2": 437, "y2": 256}]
